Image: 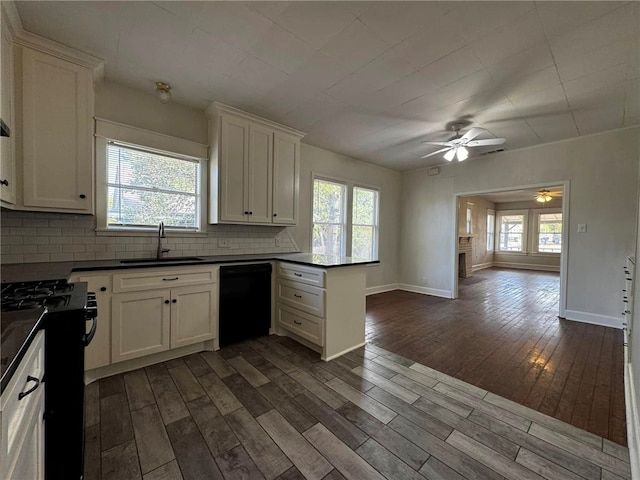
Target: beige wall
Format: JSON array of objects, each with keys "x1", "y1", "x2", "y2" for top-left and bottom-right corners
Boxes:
[
  {"x1": 401, "y1": 127, "x2": 639, "y2": 326},
  {"x1": 95, "y1": 82, "x2": 208, "y2": 144},
  {"x1": 458, "y1": 196, "x2": 495, "y2": 269},
  {"x1": 290, "y1": 143, "x2": 402, "y2": 290}
]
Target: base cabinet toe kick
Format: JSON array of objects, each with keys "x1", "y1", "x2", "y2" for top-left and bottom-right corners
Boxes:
[{"x1": 275, "y1": 262, "x2": 368, "y2": 361}]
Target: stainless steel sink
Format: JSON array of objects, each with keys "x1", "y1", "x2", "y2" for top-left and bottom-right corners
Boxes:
[{"x1": 120, "y1": 256, "x2": 203, "y2": 264}]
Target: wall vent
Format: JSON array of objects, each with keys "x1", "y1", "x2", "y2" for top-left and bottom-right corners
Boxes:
[{"x1": 480, "y1": 148, "x2": 505, "y2": 156}]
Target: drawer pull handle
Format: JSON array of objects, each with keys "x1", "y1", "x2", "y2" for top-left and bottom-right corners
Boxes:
[
  {"x1": 18, "y1": 376, "x2": 40, "y2": 400},
  {"x1": 293, "y1": 294, "x2": 302, "y2": 298},
  {"x1": 293, "y1": 320, "x2": 302, "y2": 325},
  {"x1": 294, "y1": 273, "x2": 302, "y2": 277},
  {"x1": 163, "y1": 277, "x2": 179, "y2": 281},
  {"x1": 0, "y1": 179, "x2": 8, "y2": 186}
]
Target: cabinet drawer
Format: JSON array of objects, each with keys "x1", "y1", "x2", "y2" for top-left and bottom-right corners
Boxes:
[
  {"x1": 1, "y1": 331, "x2": 45, "y2": 472},
  {"x1": 113, "y1": 267, "x2": 217, "y2": 293},
  {"x1": 277, "y1": 304, "x2": 323, "y2": 346},
  {"x1": 277, "y1": 280, "x2": 325, "y2": 317},
  {"x1": 278, "y1": 262, "x2": 325, "y2": 288}
]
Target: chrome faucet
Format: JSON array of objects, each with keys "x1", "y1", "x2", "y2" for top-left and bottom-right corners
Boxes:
[{"x1": 157, "y1": 221, "x2": 171, "y2": 259}]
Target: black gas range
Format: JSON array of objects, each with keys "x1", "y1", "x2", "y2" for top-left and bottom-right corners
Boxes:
[{"x1": 1, "y1": 278, "x2": 97, "y2": 480}]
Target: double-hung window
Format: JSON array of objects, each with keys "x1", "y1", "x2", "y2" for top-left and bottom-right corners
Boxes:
[
  {"x1": 312, "y1": 177, "x2": 379, "y2": 260},
  {"x1": 95, "y1": 119, "x2": 208, "y2": 233},
  {"x1": 107, "y1": 143, "x2": 201, "y2": 230},
  {"x1": 486, "y1": 209, "x2": 495, "y2": 252},
  {"x1": 535, "y1": 211, "x2": 562, "y2": 253},
  {"x1": 497, "y1": 210, "x2": 527, "y2": 253}
]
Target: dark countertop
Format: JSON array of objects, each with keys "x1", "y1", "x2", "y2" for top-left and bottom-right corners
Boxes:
[
  {"x1": 1, "y1": 253, "x2": 379, "y2": 283},
  {"x1": 1, "y1": 308, "x2": 45, "y2": 393}
]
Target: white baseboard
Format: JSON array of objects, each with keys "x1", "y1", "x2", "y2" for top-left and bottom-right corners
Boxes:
[
  {"x1": 366, "y1": 283, "x2": 400, "y2": 296},
  {"x1": 563, "y1": 309, "x2": 624, "y2": 329},
  {"x1": 625, "y1": 362, "x2": 640, "y2": 480},
  {"x1": 398, "y1": 283, "x2": 452, "y2": 299},
  {"x1": 472, "y1": 262, "x2": 494, "y2": 272},
  {"x1": 493, "y1": 261, "x2": 560, "y2": 272}
]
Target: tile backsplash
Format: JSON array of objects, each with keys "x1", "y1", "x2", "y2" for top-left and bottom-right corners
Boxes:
[{"x1": 0, "y1": 210, "x2": 299, "y2": 264}]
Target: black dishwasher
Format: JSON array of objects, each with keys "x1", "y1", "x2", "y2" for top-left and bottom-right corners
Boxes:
[{"x1": 219, "y1": 263, "x2": 272, "y2": 346}]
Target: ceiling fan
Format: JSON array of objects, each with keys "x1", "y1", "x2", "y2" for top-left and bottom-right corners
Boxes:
[
  {"x1": 421, "y1": 123, "x2": 506, "y2": 161},
  {"x1": 534, "y1": 189, "x2": 557, "y2": 203}
]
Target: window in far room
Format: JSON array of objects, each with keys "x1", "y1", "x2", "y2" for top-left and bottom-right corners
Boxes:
[
  {"x1": 497, "y1": 211, "x2": 527, "y2": 253},
  {"x1": 536, "y1": 211, "x2": 562, "y2": 253},
  {"x1": 352, "y1": 186, "x2": 379, "y2": 260},
  {"x1": 486, "y1": 209, "x2": 495, "y2": 252}
]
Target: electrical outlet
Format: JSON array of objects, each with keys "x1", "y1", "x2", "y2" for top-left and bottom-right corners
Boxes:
[
  {"x1": 275, "y1": 238, "x2": 281, "y2": 247},
  {"x1": 577, "y1": 224, "x2": 587, "y2": 233},
  {"x1": 218, "y1": 238, "x2": 230, "y2": 248}
]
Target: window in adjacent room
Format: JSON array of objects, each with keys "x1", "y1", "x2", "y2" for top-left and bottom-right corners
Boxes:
[
  {"x1": 312, "y1": 177, "x2": 379, "y2": 260},
  {"x1": 466, "y1": 205, "x2": 472, "y2": 234},
  {"x1": 497, "y1": 211, "x2": 527, "y2": 252},
  {"x1": 106, "y1": 142, "x2": 202, "y2": 230},
  {"x1": 536, "y1": 211, "x2": 562, "y2": 253},
  {"x1": 486, "y1": 209, "x2": 495, "y2": 252}
]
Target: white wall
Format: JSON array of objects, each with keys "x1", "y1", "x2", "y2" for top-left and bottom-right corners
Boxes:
[
  {"x1": 401, "y1": 127, "x2": 639, "y2": 326},
  {"x1": 290, "y1": 143, "x2": 402, "y2": 290},
  {"x1": 95, "y1": 82, "x2": 208, "y2": 144}
]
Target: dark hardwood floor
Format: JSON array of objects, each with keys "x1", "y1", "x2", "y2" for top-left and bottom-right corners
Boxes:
[
  {"x1": 365, "y1": 268, "x2": 627, "y2": 446},
  {"x1": 85, "y1": 336, "x2": 631, "y2": 480}
]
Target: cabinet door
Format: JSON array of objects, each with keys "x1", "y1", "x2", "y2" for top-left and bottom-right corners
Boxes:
[
  {"x1": 273, "y1": 132, "x2": 299, "y2": 225},
  {"x1": 21, "y1": 47, "x2": 93, "y2": 212},
  {"x1": 0, "y1": 15, "x2": 15, "y2": 205},
  {"x1": 76, "y1": 275, "x2": 111, "y2": 370},
  {"x1": 111, "y1": 290, "x2": 170, "y2": 363},
  {"x1": 219, "y1": 114, "x2": 249, "y2": 222},
  {"x1": 247, "y1": 124, "x2": 273, "y2": 223},
  {"x1": 5, "y1": 394, "x2": 44, "y2": 480},
  {"x1": 170, "y1": 284, "x2": 217, "y2": 349}
]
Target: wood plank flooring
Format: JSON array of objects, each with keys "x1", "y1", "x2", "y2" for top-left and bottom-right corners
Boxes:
[
  {"x1": 365, "y1": 268, "x2": 627, "y2": 445},
  {"x1": 84, "y1": 335, "x2": 631, "y2": 480}
]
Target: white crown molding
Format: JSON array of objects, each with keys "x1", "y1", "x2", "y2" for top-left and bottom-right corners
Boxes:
[
  {"x1": 206, "y1": 101, "x2": 306, "y2": 139},
  {"x1": 2, "y1": 0, "x2": 104, "y2": 81}
]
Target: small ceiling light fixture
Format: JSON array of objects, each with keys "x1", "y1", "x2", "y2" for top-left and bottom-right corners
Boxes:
[
  {"x1": 456, "y1": 146, "x2": 469, "y2": 161},
  {"x1": 155, "y1": 81, "x2": 172, "y2": 104},
  {"x1": 444, "y1": 148, "x2": 456, "y2": 162},
  {"x1": 535, "y1": 189, "x2": 553, "y2": 203}
]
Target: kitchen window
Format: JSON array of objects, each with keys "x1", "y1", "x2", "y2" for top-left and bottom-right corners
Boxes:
[
  {"x1": 497, "y1": 211, "x2": 527, "y2": 253},
  {"x1": 312, "y1": 176, "x2": 379, "y2": 260},
  {"x1": 95, "y1": 119, "x2": 208, "y2": 233}
]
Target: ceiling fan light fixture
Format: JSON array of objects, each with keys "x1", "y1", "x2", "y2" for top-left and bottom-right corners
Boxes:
[
  {"x1": 535, "y1": 190, "x2": 553, "y2": 203},
  {"x1": 456, "y1": 146, "x2": 469, "y2": 161},
  {"x1": 155, "y1": 81, "x2": 172, "y2": 103},
  {"x1": 444, "y1": 149, "x2": 456, "y2": 162}
]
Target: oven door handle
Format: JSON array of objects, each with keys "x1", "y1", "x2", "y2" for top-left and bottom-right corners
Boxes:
[{"x1": 83, "y1": 317, "x2": 97, "y2": 346}]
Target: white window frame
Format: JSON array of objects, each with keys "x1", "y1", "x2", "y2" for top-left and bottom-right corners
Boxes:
[
  {"x1": 95, "y1": 119, "x2": 208, "y2": 235},
  {"x1": 352, "y1": 186, "x2": 380, "y2": 261},
  {"x1": 532, "y1": 208, "x2": 562, "y2": 255},
  {"x1": 486, "y1": 209, "x2": 495, "y2": 252},
  {"x1": 311, "y1": 177, "x2": 347, "y2": 257},
  {"x1": 466, "y1": 205, "x2": 472, "y2": 235},
  {"x1": 496, "y1": 209, "x2": 528, "y2": 254},
  {"x1": 311, "y1": 173, "x2": 380, "y2": 260}
]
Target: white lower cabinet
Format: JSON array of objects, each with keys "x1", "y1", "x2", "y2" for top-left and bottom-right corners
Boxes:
[
  {"x1": 112, "y1": 289, "x2": 172, "y2": 363},
  {"x1": 111, "y1": 284, "x2": 217, "y2": 363},
  {"x1": 0, "y1": 331, "x2": 45, "y2": 480}
]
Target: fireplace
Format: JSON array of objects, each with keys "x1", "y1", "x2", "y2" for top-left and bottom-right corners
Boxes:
[{"x1": 458, "y1": 236, "x2": 473, "y2": 278}]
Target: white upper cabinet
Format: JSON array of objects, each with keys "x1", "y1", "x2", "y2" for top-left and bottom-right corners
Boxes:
[
  {"x1": 21, "y1": 47, "x2": 94, "y2": 213},
  {"x1": 0, "y1": 8, "x2": 16, "y2": 205},
  {"x1": 207, "y1": 102, "x2": 305, "y2": 226}
]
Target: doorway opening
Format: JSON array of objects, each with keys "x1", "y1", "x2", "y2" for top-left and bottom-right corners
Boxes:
[{"x1": 452, "y1": 182, "x2": 568, "y2": 318}]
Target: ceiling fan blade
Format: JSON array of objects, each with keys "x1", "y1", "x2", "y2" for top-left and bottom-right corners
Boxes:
[
  {"x1": 459, "y1": 127, "x2": 485, "y2": 142},
  {"x1": 466, "y1": 138, "x2": 506, "y2": 147},
  {"x1": 421, "y1": 141, "x2": 452, "y2": 146},
  {"x1": 420, "y1": 147, "x2": 451, "y2": 159}
]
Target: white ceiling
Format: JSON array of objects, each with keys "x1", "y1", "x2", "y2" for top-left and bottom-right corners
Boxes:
[{"x1": 13, "y1": 1, "x2": 640, "y2": 171}]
